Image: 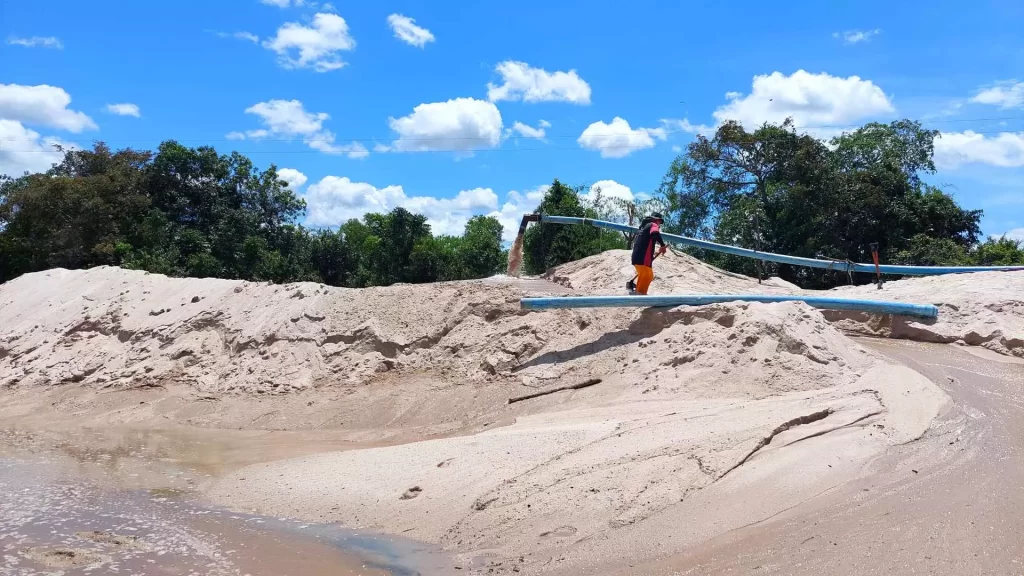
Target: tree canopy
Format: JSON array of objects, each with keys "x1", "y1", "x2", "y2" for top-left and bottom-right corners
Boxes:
[
  {"x1": 0, "y1": 141, "x2": 508, "y2": 286},
  {"x1": 1, "y1": 122, "x2": 1020, "y2": 289},
  {"x1": 654, "y1": 119, "x2": 1017, "y2": 287}
]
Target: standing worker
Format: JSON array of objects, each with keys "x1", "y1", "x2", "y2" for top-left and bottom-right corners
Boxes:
[{"x1": 630, "y1": 212, "x2": 667, "y2": 295}]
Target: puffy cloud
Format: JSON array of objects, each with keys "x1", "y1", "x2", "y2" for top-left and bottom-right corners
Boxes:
[
  {"x1": 263, "y1": 13, "x2": 355, "y2": 72},
  {"x1": 578, "y1": 117, "x2": 666, "y2": 158},
  {"x1": 660, "y1": 117, "x2": 714, "y2": 137},
  {"x1": 487, "y1": 61, "x2": 591, "y2": 105},
  {"x1": 711, "y1": 70, "x2": 894, "y2": 132},
  {"x1": 277, "y1": 168, "x2": 307, "y2": 190},
  {"x1": 585, "y1": 179, "x2": 634, "y2": 202},
  {"x1": 7, "y1": 36, "x2": 63, "y2": 49},
  {"x1": 387, "y1": 97, "x2": 503, "y2": 153},
  {"x1": 246, "y1": 99, "x2": 327, "y2": 134},
  {"x1": 1002, "y1": 228, "x2": 1024, "y2": 241},
  {"x1": 387, "y1": 14, "x2": 435, "y2": 48},
  {"x1": 303, "y1": 176, "x2": 498, "y2": 235},
  {"x1": 488, "y1": 185, "x2": 550, "y2": 242},
  {"x1": 933, "y1": 131, "x2": 1024, "y2": 169},
  {"x1": 508, "y1": 121, "x2": 546, "y2": 140},
  {"x1": 105, "y1": 103, "x2": 141, "y2": 117},
  {"x1": 0, "y1": 83, "x2": 97, "y2": 133},
  {"x1": 971, "y1": 80, "x2": 1024, "y2": 109},
  {"x1": 0, "y1": 119, "x2": 74, "y2": 177},
  {"x1": 234, "y1": 99, "x2": 368, "y2": 158},
  {"x1": 833, "y1": 29, "x2": 881, "y2": 44}
]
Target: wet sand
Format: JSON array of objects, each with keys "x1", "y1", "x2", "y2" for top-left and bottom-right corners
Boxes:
[
  {"x1": 621, "y1": 339, "x2": 1024, "y2": 575},
  {"x1": 0, "y1": 436, "x2": 451, "y2": 576}
]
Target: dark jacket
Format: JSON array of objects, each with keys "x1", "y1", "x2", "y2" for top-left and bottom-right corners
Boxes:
[{"x1": 631, "y1": 222, "x2": 665, "y2": 266}]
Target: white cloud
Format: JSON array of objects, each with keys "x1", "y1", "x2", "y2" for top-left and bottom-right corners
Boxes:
[
  {"x1": 487, "y1": 61, "x2": 591, "y2": 104},
  {"x1": 671, "y1": 145, "x2": 683, "y2": 153},
  {"x1": 105, "y1": 103, "x2": 141, "y2": 117},
  {"x1": 585, "y1": 179, "x2": 634, "y2": 202},
  {"x1": 277, "y1": 168, "x2": 307, "y2": 190},
  {"x1": 0, "y1": 84, "x2": 97, "y2": 133},
  {"x1": 934, "y1": 131, "x2": 1024, "y2": 169},
  {"x1": 833, "y1": 29, "x2": 881, "y2": 44},
  {"x1": 488, "y1": 185, "x2": 550, "y2": 241},
  {"x1": 1002, "y1": 228, "x2": 1024, "y2": 242},
  {"x1": 305, "y1": 131, "x2": 369, "y2": 158},
  {"x1": 387, "y1": 97, "x2": 503, "y2": 153},
  {"x1": 971, "y1": 80, "x2": 1024, "y2": 109},
  {"x1": 260, "y1": 0, "x2": 298, "y2": 6},
  {"x1": 233, "y1": 99, "x2": 368, "y2": 158},
  {"x1": 578, "y1": 117, "x2": 667, "y2": 158},
  {"x1": 303, "y1": 176, "x2": 499, "y2": 235},
  {"x1": 0, "y1": 119, "x2": 74, "y2": 177},
  {"x1": 387, "y1": 14, "x2": 435, "y2": 48},
  {"x1": 508, "y1": 121, "x2": 546, "y2": 140},
  {"x1": 211, "y1": 30, "x2": 260, "y2": 43},
  {"x1": 263, "y1": 13, "x2": 355, "y2": 72},
  {"x1": 539, "y1": 119, "x2": 552, "y2": 128},
  {"x1": 660, "y1": 117, "x2": 715, "y2": 137},
  {"x1": 711, "y1": 70, "x2": 894, "y2": 132},
  {"x1": 246, "y1": 99, "x2": 327, "y2": 134},
  {"x1": 7, "y1": 36, "x2": 63, "y2": 49}
]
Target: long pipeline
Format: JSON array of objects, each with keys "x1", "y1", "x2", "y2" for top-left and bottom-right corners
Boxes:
[
  {"x1": 521, "y1": 294, "x2": 939, "y2": 319},
  {"x1": 538, "y1": 215, "x2": 1024, "y2": 276}
]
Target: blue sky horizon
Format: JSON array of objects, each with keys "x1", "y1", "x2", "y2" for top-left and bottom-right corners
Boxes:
[{"x1": 3, "y1": 0, "x2": 1023, "y2": 242}]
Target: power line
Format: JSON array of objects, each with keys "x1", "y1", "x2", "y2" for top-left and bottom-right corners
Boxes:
[
  {"x1": 1, "y1": 116, "x2": 1023, "y2": 148},
  {"x1": 5, "y1": 126, "x2": 1024, "y2": 155}
]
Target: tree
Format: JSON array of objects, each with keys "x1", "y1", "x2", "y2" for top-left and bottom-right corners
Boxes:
[
  {"x1": 523, "y1": 179, "x2": 625, "y2": 274},
  {"x1": 972, "y1": 236, "x2": 1024, "y2": 266},
  {"x1": 458, "y1": 215, "x2": 505, "y2": 278},
  {"x1": 653, "y1": 118, "x2": 987, "y2": 288}
]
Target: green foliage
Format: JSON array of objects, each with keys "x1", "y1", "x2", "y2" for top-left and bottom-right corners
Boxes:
[
  {"x1": 655, "y1": 119, "x2": 998, "y2": 287},
  {"x1": 0, "y1": 142, "x2": 508, "y2": 287},
  {"x1": 972, "y1": 236, "x2": 1024, "y2": 266},
  {"x1": 523, "y1": 179, "x2": 626, "y2": 274}
]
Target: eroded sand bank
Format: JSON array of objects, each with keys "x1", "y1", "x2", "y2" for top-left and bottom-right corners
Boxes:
[{"x1": 2, "y1": 251, "x2": 1021, "y2": 574}]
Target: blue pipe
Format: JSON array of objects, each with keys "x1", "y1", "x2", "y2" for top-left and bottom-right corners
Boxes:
[
  {"x1": 521, "y1": 294, "x2": 939, "y2": 319},
  {"x1": 539, "y1": 215, "x2": 1024, "y2": 276}
]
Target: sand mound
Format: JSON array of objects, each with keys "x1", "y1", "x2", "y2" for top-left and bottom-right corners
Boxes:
[
  {"x1": 0, "y1": 266, "x2": 873, "y2": 403},
  {"x1": 544, "y1": 249, "x2": 785, "y2": 295},
  {"x1": 0, "y1": 260, "x2": 961, "y2": 574},
  {"x1": 544, "y1": 250, "x2": 1024, "y2": 358}
]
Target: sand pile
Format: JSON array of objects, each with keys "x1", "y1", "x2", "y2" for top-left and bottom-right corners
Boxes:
[
  {"x1": 0, "y1": 267, "x2": 592, "y2": 394},
  {"x1": 547, "y1": 249, "x2": 1024, "y2": 358},
  {"x1": 0, "y1": 265, "x2": 872, "y2": 403},
  {"x1": 0, "y1": 259, "x2": 961, "y2": 574}
]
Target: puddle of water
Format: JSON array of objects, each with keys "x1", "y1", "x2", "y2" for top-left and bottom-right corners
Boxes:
[{"x1": 0, "y1": 445, "x2": 453, "y2": 575}]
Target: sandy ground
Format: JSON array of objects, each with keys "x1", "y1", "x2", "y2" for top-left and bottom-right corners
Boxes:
[
  {"x1": 624, "y1": 339, "x2": 1024, "y2": 575},
  {"x1": 1, "y1": 251, "x2": 1022, "y2": 574}
]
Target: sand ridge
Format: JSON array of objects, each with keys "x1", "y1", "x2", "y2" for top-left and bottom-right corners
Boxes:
[{"x1": 3, "y1": 250, "x2": 1017, "y2": 574}]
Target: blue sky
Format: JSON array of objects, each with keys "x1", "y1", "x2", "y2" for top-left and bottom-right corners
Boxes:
[{"x1": 3, "y1": 0, "x2": 1023, "y2": 241}]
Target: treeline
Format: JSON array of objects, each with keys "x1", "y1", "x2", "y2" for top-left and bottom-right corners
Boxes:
[
  {"x1": 655, "y1": 119, "x2": 1023, "y2": 287},
  {"x1": 0, "y1": 142, "x2": 505, "y2": 286},
  {"x1": 522, "y1": 119, "x2": 1023, "y2": 287},
  {"x1": 2, "y1": 119, "x2": 1021, "y2": 290}
]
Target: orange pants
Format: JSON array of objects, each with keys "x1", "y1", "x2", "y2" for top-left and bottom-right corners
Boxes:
[{"x1": 633, "y1": 265, "x2": 654, "y2": 295}]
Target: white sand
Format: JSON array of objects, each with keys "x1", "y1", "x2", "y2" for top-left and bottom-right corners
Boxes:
[{"x1": 5, "y1": 250, "x2": 1017, "y2": 574}]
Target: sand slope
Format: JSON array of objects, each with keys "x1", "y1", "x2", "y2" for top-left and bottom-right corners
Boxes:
[
  {"x1": 549, "y1": 250, "x2": 1024, "y2": 358},
  {"x1": 2, "y1": 252, "x2": 1012, "y2": 574}
]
